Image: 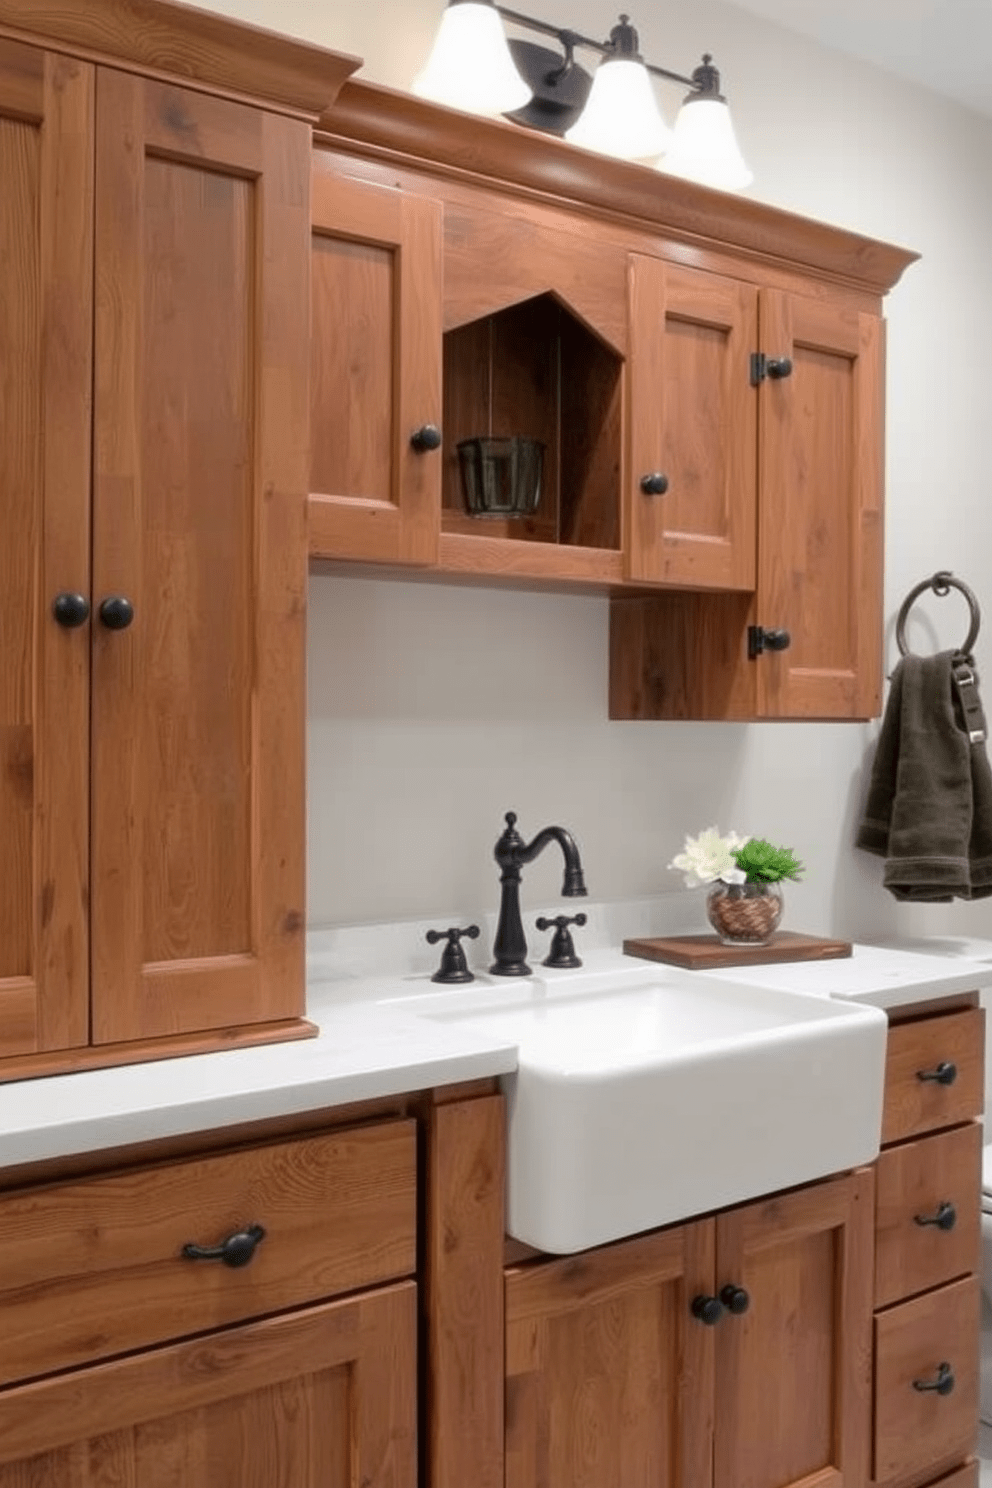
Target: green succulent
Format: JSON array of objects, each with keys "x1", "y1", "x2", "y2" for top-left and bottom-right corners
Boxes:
[{"x1": 732, "y1": 838, "x2": 805, "y2": 884}]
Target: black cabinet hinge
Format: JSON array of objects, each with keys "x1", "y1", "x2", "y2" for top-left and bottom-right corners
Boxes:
[{"x1": 750, "y1": 353, "x2": 794, "y2": 386}]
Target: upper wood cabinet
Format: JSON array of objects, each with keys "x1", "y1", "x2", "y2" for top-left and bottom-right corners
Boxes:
[{"x1": 0, "y1": 0, "x2": 353, "y2": 1079}]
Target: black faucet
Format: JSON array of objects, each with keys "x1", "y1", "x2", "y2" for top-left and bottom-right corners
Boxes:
[{"x1": 490, "y1": 811, "x2": 587, "y2": 976}]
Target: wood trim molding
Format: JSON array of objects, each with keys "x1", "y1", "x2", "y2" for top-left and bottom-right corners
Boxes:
[
  {"x1": 317, "y1": 79, "x2": 919, "y2": 296},
  {"x1": 0, "y1": 0, "x2": 360, "y2": 118}
]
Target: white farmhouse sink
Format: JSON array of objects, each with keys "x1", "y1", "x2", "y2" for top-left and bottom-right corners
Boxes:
[{"x1": 402, "y1": 962, "x2": 887, "y2": 1254}]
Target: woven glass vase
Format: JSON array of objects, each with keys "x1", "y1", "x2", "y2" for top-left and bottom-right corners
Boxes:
[{"x1": 706, "y1": 880, "x2": 783, "y2": 946}]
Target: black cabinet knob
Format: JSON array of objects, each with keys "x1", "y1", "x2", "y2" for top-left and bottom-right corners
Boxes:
[
  {"x1": 748, "y1": 627, "x2": 792, "y2": 658},
  {"x1": 410, "y1": 424, "x2": 442, "y2": 452},
  {"x1": 912, "y1": 1362, "x2": 955, "y2": 1396},
  {"x1": 182, "y1": 1223, "x2": 266, "y2": 1268},
  {"x1": 914, "y1": 1202, "x2": 957, "y2": 1232},
  {"x1": 691, "y1": 1294, "x2": 724, "y2": 1326},
  {"x1": 98, "y1": 596, "x2": 134, "y2": 631},
  {"x1": 640, "y1": 472, "x2": 669, "y2": 496},
  {"x1": 52, "y1": 592, "x2": 90, "y2": 628},
  {"x1": 916, "y1": 1061, "x2": 957, "y2": 1086},
  {"x1": 720, "y1": 1284, "x2": 750, "y2": 1315},
  {"x1": 766, "y1": 357, "x2": 793, "y2": 379}
]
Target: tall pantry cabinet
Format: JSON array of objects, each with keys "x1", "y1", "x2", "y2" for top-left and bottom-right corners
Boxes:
[{"x1": 0, "y1": 7, "x2": 356, "y2": 1079}]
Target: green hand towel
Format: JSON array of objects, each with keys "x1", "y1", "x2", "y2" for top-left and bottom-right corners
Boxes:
[{"x1": 855, "y1": 651, "x2": 992, "y2": 901}]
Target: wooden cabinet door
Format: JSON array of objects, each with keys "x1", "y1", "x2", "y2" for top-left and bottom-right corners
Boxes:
[
  {"x1": 713, "y1": 1169, "x2": 874, "y2": 1488},
  {"x1": 0, "y1": 39, "x2": 92, "y2": 1062},
  {"x1": 90, "y1": 71, "x2": 308, "y2": 1044},
  {"x1": 309, "y1": 172, "x2": 442, "y2": 566},
  {"x1": 0, "y1": 1282, "x2": 417, "y2": 1487},
  {"x1": 627, "y1": 257, "x2": 757, "y2": 590},
  {"x1": 505, "y1": 1223, "x2": 714, "y2": 1488},
  {"x1": 756, "y1": 289, "x2": 885, "y2": 718}
]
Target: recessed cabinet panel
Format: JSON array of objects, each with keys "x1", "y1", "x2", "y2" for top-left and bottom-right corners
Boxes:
[
  {"x1": 91, "y1": 71, "x2": 308, "y2": 1043},
  {"x1": 309, "y1": 170, "x2": 442, "y2": 566},
  {"x1": 0, "y1": 41, "x2": 92, "y2": 1058},
  {"x1": 628, "y1": 258, "x2": 757, "y2": 590},
  {"x1": 757, "y1": 290, "x2": 884, "y2": 718}
]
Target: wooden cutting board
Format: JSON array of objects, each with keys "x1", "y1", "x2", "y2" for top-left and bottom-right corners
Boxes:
[{"x1": 623, "y1": 931, "x2": 853, "y2": 971}]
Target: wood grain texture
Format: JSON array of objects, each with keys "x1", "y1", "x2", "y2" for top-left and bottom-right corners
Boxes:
[
  {"x1": 90, "y1": 71, "x2": 308, "y2": 1046},
  {"x1": 0, "y1": 1280, "x2": 417, "y2": 1483},
  {"x1": 609, "y1": 590, "x2": 757, "y2": 719},
  {"x1": 714, "y1": 1169, "x2": 874, "y2": 1488},
  {"x1": 425, "y1": 1095, "x2": 505, "y2": 1488},
  {"x1": 309, "y1": 173, "x2": 442, "y2": 566},
  {"x1": 505, "y1": 1221, "x2": 715, "y2": 1488},
  {"x1": 0, "y1": 40, "x2": 92, "y2": 1056},
  {"x1": 874, "y1": 1122, "x2": 981, "y2": 1308},
  {"x1": 0, "y1": 0, "x2": 359, "y2": 119},
  {"x1": 874, "y1": 1276, "x2": 980, "y2": 1484},
  {"x1": 0, "y1": 1120, "x2": 416, "y2": 1384},
  {"x1": 627, "y1": 257, "x2": 757, "y2": 590},
  {"x1": 880, "y1": 1009, "x2": 984, "y2": 1145},
  {"x1": 439, "y1": 533, "x2": 623, "y2": 586},
  {"x1": 757, "y1": 290, "x2": 884, "y2": 719},
  {"x1": 623, "y1": 931, "x2": 853, "y2": 970},
  {"x1": 320, "y1": 81, "x2": 918, "y2": 295}
]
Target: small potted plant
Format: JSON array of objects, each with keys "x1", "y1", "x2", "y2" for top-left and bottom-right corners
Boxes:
[{"x1": 669, "y1": 827, "x2": 805, "y2": 946}]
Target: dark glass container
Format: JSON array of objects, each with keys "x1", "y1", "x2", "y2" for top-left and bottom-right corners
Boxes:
[{"x1": 457, "y1": 435, "x2": 545, "y2": 518}]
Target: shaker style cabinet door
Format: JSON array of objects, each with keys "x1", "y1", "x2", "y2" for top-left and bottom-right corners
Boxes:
[
  {"x1": 756, "y1": 289, "x2": 885, "y2": 719},
  {"x1": 0, "y1": 1283, "x2": 417, "y2": 1488},
  {"x1": 627, "y1": 256, "x2": 758, "y2": 591},
  {"x1": 89, "y1": 70, "x2": 309, "y2": 1044},
  {"x1": 0, "y1": 39, "x2": 93, "y2": 1061},
  {"x1": 309, "y1": 171, "x2": 442, "y2": 566}
]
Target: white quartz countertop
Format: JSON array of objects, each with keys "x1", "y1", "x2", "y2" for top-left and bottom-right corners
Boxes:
[{"x1": 0, "y1": 930, "x2": 988, "y2": 1171}]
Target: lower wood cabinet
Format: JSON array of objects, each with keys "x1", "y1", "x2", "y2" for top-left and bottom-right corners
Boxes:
[
  {"x1": 506, "y1": 1168, "x2": 873, "y2": 1488},
  {"x1": 0, "y1": 1283, "x2": 416, "y2": 1486}
]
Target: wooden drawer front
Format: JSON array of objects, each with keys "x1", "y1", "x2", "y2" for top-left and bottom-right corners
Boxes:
[
  {"x1": 924, "y1": 1465, "x2": 979, "y2": 1488},
  {"x1": 0, "y1": 1119, "x2": 416, "y2": 1388},
  {"x1": 881, "y1": 1009, "x2": 984, "y2": 1145},
  {"x1": 875, "y1": 1123, "x2": 981, "y2": 1308},
  {"x1": 874, "y1": 1275, "x2": 980, "y2": 1484}
]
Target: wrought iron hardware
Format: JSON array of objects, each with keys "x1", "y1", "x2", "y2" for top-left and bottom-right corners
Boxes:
[
  {"x1": 748, "y1": 626, "x2": 791, "y2": 659},
  {"x1": 912, "y1": 1363, "x2": 955, "y2": 1396},
  {"x1": 916, "y1": 1061, "x2": 957, "y2": 1086},
  {"x1": 914, "y1": 1202, "x2": 957, "y2": 1231},
  {"x1": 750, "y1": 353, "x2": 794, "y2": 385}
]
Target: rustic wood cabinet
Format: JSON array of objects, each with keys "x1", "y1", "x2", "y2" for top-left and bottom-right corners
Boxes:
[
  {"x1": 505, "y1": 1168, "x2": 873, "y2": 1488},
  {"x1": 0, "y1": 0, "x2": 356, "y2": 1080},
  {"x1": 310, "y1": 81, "x2": 915, "y2": 718}
]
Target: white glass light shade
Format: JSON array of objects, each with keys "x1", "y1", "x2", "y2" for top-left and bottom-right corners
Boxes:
[
  {"x1": 565, "y1": 57, "x2": 672, "y2": 160},
  {"x1": 412, "y1": 2, "x2": 531, "y2": 116},
  {"x1": 660, "y1": 97, "x2": 753, "y2": 191}
]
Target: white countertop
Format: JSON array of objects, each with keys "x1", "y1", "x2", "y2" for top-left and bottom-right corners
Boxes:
[{"x1": 0, "y1": 924, "x2": 989, "y2": 1172}]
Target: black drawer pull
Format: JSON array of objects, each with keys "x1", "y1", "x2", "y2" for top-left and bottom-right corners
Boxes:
[
  {"x1": 916, "y1": 1061, "x2": 957, "y2": 1086},
  {"x1": 182, "y1": 1223, "x2": 266, "y2": 1268},
  {"x1": 719, "y1": 1284, "x2": 750, "y2": 1315},
  {"x1": 914, "y1": 1202, "x2": 957, "y2": 1231},
  {"x1": 912, "y1": 1362, "x2": 955, "y2": 1396}
]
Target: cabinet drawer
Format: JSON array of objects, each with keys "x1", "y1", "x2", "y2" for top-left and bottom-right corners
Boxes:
[
  {"x1": 875, "y1": 1123, "x2": 981, "y2": 1308},
  {"x1": 881, "y1": 1009, "x2": 984, "y2": 1145},
  {"x1": 0, "y1": 1119, "x2": 416, "y2": 1387},
  {"x1": 874, "y1": 1275, "x2": 980, "y2": 1483}
]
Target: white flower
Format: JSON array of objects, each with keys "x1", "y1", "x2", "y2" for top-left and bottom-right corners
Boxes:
[{"x1": 669, "y1": 826, "x2": 750, "y2": 889}]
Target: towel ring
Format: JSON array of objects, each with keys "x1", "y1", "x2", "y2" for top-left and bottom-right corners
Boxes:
[{"x1": 896, "y1": 571, "x2": 981, "y2": 658}]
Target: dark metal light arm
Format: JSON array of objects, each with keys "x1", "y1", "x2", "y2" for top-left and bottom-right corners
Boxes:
[{"x1": 494, "y1": 4, "x2": 697, "y2": 89}]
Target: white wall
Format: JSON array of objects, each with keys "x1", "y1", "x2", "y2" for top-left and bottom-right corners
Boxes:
[{"x1": 204, "y1": 0, "x2": 992, "y2": 939}]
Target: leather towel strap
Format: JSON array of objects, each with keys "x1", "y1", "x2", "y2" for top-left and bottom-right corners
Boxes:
[{"x1": 951, "y1": 656, "x2": 988, "y2": 745}]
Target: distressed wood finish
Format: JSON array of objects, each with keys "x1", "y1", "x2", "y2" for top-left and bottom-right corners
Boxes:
[
  {"x1": 627, "y1": 258, "x2": 757, "y2": 590},
  {"x1": 757, "y1": 290, "x2": 884, "y2": 718},
  {"x1": 714, "y1": 1169, "x2": 874, "y2": 1488},
  {"x1": 90, "y1": 71, "x2": 308, "y2": 1045},
  {"x1": 0, "y1": 1281, "x2": 417, "y2": 1486},
  {"x1": 880, "y1": 1009, "x2": 984, "y2": 1145},
  {"x1": 0, "y1": 1122, "x2": 415, "y2": 1384},
  {"x1": 505, "y1": 1222, "x2": 715, "y2": 1488},
  {"x1": 309, "y1": 173, "x2": 442, "y2": 566},
  {"x1": 0, "y1": 0, "x2": 358, "y2": 118},
  {"x1": 426, "y1": 1095, "x2": 505, "y2": 1488},
  {"x1": 874, "y1": 1123, "x2": 981, "y2": 1309},
  {"x1": 0, "y1": 39, "x2": 92, "y2": 1061},
  {"x1": 874, "y1": 1276, "x2": 980, "y2": 1485}
]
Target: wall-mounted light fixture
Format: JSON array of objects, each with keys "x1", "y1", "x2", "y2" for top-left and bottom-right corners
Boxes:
[{"x1": 412, "y1": 1, "x2": 752, "y2": 192}]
